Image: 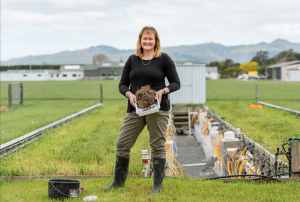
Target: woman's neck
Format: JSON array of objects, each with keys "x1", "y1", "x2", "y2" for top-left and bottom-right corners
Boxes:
[{"x1": 142, "y1": 50, "x2": 154, "y2": 60}]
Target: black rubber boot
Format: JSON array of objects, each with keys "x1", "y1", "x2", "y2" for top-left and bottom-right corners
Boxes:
[
  {"x1": 151, "y1": 157, "x2": 166, "y2": 194},
  {"x1": 103, "y1": 155, "x2": 130, "y2": 190}
]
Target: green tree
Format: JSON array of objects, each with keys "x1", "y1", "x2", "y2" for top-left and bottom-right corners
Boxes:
[
  {"x1": 257, "y1": 65, "x2": 268, "y2": 75},
  {"x1": 224, "y1": 66, "x2": 240, "y2": 77},
  {"x1": 273, "y1": 49, "x2": 299, "y2": 63},
  {"x1": 219, "y1": 59, "x2": 234, "y2": 76},
  {"x1": 252, "y1": 51, "x2": 269, "y2": 66},
  {"x1": 208, "y1": 61, "x2": 221, "y2": 69}
]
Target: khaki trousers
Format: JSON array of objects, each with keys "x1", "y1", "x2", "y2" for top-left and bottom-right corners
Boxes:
[{"x1": 116, "y1": 111, "x2": 169, "y2": 158}]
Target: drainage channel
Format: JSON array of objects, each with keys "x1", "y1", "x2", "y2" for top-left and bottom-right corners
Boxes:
[{"x1": 0, "y1": 103, "x2": 103, "y2": 158}]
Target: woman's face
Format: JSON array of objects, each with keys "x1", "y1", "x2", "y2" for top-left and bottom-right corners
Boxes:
[{"x1": 141, "y1": 31, "x2": 156, "y2": 52}]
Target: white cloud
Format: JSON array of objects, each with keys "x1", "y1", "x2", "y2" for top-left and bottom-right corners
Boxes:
[
  {"x1": 1, "y1": 0, "x2": 300, "y2": 60},
  {"x1": 259, "y1": 23, "x2": 300, "y2": 37}
]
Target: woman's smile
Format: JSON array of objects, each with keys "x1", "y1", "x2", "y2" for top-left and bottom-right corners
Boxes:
[{"x1": 141, "y1": 32, "x2": 155, "y2": 51}]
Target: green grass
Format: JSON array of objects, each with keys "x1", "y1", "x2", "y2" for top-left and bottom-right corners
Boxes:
[
  {"x1": 0, "y1": 101, "x2": 148, "y2": 176},
  {"x1": 0, "y1": 80, "x2": 123, "y2": 144},
  {"x1": 1, "y1": 177, "x2": 300, "y2": 202},
  {"x1": 1, "y1": 79, "x2": 299, "y2": 176},
  {"x1": 206, "y1": 79, "x2": 300, "y2": 110},
  {"x1": 1, "y1": 80, "x2": 299, "y2": 144},
  {"x1": 1, "y1": 79, "x2": 300, "y2": 201}
]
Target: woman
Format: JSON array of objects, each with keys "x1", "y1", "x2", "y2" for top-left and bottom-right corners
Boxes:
[{"x1": 103, "y1": 26, "x2": 180, "y2": 194}]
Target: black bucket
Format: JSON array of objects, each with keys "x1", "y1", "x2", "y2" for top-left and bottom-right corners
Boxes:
[{"x1": 47, "y1": 179, "x2": 81, "y2": 199}]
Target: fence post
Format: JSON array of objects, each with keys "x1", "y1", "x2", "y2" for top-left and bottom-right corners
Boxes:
[
  {"x1": 20, "y1": 83, "x2": 24, "y2": 105},
  {"x1": 255, "y1": 85, "x2": 258, "y2": 104},
  {"x1": 100, "y1": 84, "x2": 103, "y2": 103},
  {"x1": 8, "y1": 84, "x2": 12, "y2": 107}
]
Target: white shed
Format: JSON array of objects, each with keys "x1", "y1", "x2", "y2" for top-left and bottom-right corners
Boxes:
[
  {"x1": 0, "y1": 65, "x2": 84, "y2": 81},
  {"x1": 206, "y1": 67, "x2": 218, "y2": 80},
  {"x1": 0, "y1": 70, "x2": 58, "y2": 81},
  {"x1": 168, "y1": 64, "x2": 206, "y2": 104},
  {"x1": 266, "y1": 60, "x2": 300, "y2": 81},
  {"x1": 287, "y1": 68, "x2": 300, "y2": 82}
]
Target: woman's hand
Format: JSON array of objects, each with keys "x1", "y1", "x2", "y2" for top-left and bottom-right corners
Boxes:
[
  {"x1": 155, "y1": 89, "x2": 164, "y2": 104},
  {"x1": 129, "y1": 94, "x2": 137, "y2": 108},
  {"x1": 126, "y1": 91, "x2": 137, "y2": 108}
]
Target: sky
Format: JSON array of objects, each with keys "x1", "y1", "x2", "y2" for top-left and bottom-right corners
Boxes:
[{"x1": 1, "y1": 0, "x2": 300, "y2": 61}]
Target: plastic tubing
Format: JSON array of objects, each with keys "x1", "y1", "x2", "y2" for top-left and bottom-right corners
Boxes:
[
  {"x1": 237, "y1": 151, "x2": 250, "y2": 178},
  {"x1": 216, "y1": 133, "x2": 224, "y2": 161},
  {"x1": 167, "y1": 166, "x2": 177, "y2": 177},
  {"x1": 212, "y1": 130, "x2": 219, "y2": 154},
  {"x1": 202, "y1": 130, "x2": 209, "y2": 148},
  {"x1": 165, "y1": 169, "x2": 170, "y2": 177},
  {"x1": 227, "y1": 161, "x2": 232, "y2": 175},
  {"x1": 201, "y1": 118, "x2": 213, "y2": 133},
  {"x1": 208, "y1": 174, "x2": 281, "y2": 183},
  {"x1": 167, "y1": 153, "x2": 183, "y2": 176},
  {"x1": 201, "y1": 119, "x2": 207, "y2": 133},
  {"x1": 246, "y1": 165, "x2": 254, "y2": 174},
  {"x1": 249, "y1": 167, "x2": 255, "y2": 175},
  {"x1": 253, "y1": 171, "x2": 300, "y2": 181},
  {"x1": 257, "y1": 168, "x2": 261, "y2": 174},
  {"x1": 231, "y1": 161, "x2": 235, "y2": 176},
  {"x1": 235, "y1": 147, "x2": 247, "y2": 174},
  {"x1": 191, "y1": 113, "x2": 200, "y2": 126},
  {"x1": 166, "y1": 155, "x2": 179, "y2": 177},
  {"x1": 246, "y1": 165, "x2": 254, "y2": 178},
  {"x1": 202, "y1": 118, "x2": 214, "y2": 147},
  {"x1": 238, "y1": 160, "x2": 249, "y2": 178},
  {"x1": 230, "y1": 150, "x2": 238, "y2": 175},
  {"x1": 165, "y1": 122, "x2": 175, "y2": 138}
]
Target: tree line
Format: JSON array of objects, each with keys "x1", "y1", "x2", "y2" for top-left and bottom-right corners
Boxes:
[{"x1": 208, "y1": 49, "x2": 300, "y2": 77}]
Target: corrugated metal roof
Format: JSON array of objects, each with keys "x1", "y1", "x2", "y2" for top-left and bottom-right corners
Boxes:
[
  {"x1": 206, "y1": 67, "x2": 218, "y2": 72},
  {"x1": 266, "y1": 60, "x2": 300, "y2": 68},
  {"x1": 60, "y1": 65, "x2": 84, "y2": 71},
  {"x1": 6, "y1": 70, "x2": 59, "y2": 73}
]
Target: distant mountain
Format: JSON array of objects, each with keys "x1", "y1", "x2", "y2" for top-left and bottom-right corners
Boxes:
[{"x1": 2, "y1": 39, "x2": 300, "y2": 65}]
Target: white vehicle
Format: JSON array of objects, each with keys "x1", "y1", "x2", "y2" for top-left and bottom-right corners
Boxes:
[{"x1": 237, "y1": 74, "x2": 259, "y2": 81}]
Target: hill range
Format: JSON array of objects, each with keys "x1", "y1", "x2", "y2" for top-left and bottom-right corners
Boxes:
[{"x1": 2, "y1": 39, "x2": 300, "y2": 65}]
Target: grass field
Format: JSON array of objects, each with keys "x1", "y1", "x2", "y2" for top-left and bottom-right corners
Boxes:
[
  {"x1": 0, "y1": 79, "x2": 299, "y2": 201},
  {"x1": 0, "y1": 80, "x2": 123, "y2": 144},
  {"x1": 1, "y1": 79, "x2": 299, "y2": 144},
  {"x1": 206, "y1": 79, "x2": 300, "y2": 111},
  {"x1": 1, "y1": 177, "x2": 300, "y2": 202}
]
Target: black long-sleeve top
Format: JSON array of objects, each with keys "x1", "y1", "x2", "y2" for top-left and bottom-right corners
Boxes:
[{"x1": 119, "y1": 53, "x2": 181, "y2": 113}]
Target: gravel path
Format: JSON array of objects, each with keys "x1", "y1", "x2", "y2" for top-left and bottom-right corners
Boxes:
[{"x1": 175, "y1": 134, "x2": 217, "y2": 178}]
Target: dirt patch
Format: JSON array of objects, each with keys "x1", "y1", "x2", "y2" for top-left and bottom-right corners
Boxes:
[{"x1": 135, "y1": 85, "x2": 156, "y2": 108}]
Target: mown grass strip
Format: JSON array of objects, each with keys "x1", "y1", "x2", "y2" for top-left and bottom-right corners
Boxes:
[
  {"x1": 1, "y1": 177, "x2": 300, "y2": 202},
  {"x1": 0, "y1": 101, "x2": 149, "y2": 176},
  {"x1": 0, "y1": 80, "x2": 123, "y2": 143}
]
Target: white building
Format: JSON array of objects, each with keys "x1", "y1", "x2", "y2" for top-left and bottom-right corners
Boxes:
[
  {"x1": 0, "y1": 65, "x2": 84, "y2": 81},
  {"x1": 205, "y1": 67, "x2": 218, "y2": 80},
  {"x1": 266, "y1": 61, "x2": 300, "y2": 82}
]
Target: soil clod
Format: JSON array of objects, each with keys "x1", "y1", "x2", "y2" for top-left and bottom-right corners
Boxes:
[{"x1": 135, "y1": 85, "x2": 156, "y2": 108}]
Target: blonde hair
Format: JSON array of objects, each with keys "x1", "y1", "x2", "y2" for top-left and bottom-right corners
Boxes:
[{"x1": 135, "y1": 26, "x2": 161, "y2": 58}]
